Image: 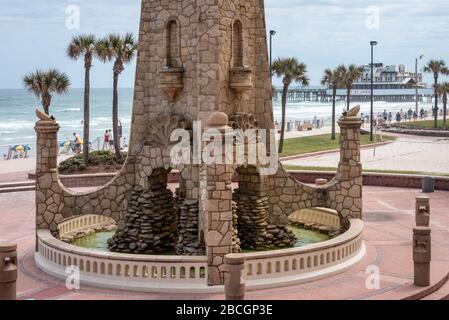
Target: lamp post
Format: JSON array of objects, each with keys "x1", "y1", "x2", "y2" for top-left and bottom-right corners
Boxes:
[
  {"x1": 269, "y1": 30, "x2": 276, "y2": 78},
  {"x1": 415, "y1": 55, "x2": 424, "y2": 113},
  {"x1": 370, "y1": 41, "x2": 377, "y2": 142}
]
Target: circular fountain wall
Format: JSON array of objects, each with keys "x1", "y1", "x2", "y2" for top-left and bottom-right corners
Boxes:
[{"x1": 35, "y1": 208, "x2": 365, "y2": 293}]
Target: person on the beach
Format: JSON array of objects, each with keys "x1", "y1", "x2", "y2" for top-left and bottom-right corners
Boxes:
[
  {"x1": 395, "y1": 112, "x2": 401, "y2": 123},
  {"x1": 388, "y1": 112, "x2": 392, "y2": 124},
  {"x1": 102, "y1": 130, "x2": 110, "y2": 150},
  {"x1": 407, "y1": 108, "x2": 413, "y2": 122},
  {"x1": 73, "y1": 132, "x2": 82, "y2": 154},
  {"x1": 109, "y1": 129, "x2": 114, "y2": 151}
]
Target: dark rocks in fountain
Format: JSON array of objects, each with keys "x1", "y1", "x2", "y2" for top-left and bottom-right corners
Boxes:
[
  {"x1": 107, "y1": 183, "x2": 178, "y2": 254},
  {"x1": 175, "y1": 199, "x2": 204, "y2": 255}
]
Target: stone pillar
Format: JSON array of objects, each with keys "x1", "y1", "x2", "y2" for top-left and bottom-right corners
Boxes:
[
  {"x1": 204, "y1": 113, "x2": 234, "y2": 286},
  {"x1": 413, "y1": 227, "x2": 431, "y2": 287},
  {"x1": 0, "y1": 243, "x2": 17, "y2": 300},
  {"x1": 337, "y1": 115, "x2": 363, "y2": 183},
  {"x1": 34, "y1": 115, "x2": 60, "y2": 235},
  {"x1": 224, "y1": 254, "x2": 246, "y2": 300},
  {"x1": 335, "y1": 112, "x2": 364, "y2": 225},
  {"x1": 415, "y1": 195, "x2": 430, "y2": 227}
]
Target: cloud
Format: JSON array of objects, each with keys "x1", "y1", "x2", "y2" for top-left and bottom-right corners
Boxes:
[{"x1": 0, "y1": 0, "x2": 448, "y2": 88}]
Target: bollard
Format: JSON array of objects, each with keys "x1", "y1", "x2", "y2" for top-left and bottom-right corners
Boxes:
[
  {"x1": 415, "y1": 195, "x2": 430, "y2": 227},
  {"x1": 315, "y1": 178, "x2": 328, "y2": 186},
  {"x1": 224, "y1": 254, "x2": 245, "y2": 300},
  {"x1": 413, "y1": 227, "x2": 431, "y2": 287},
  {"x1": 422, "y1": 176, "x2": 435, "y2": 193},
  {"x1": 0, "y1": 243, "x2": 17, "y2": 300}
]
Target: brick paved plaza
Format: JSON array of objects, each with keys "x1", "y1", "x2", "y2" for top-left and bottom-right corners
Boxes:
[{"x1": 2, "y1": 186, "x2": 448, "y2": 300}]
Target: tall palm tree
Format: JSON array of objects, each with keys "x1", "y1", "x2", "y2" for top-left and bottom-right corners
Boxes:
[
  {"x1": 424, "y1": 60, "x2": 449, "y2": 128},
  {"x1": 435, "y1": 82, "x2": 449, "y2": 130},
  {"x1": 321, "y1": 68, "x2": 342, "y2": 140},
  {"x1": 272, "y1": 57, "x2": 309, "y2": 153},
  {"x1": 23, "y1": 69, "x2": 70, "y2": 115},
  {"x1": 338, "y1": 64, "x2": 364, "y2": 111},
  {"x1": 97, "y1": 33, "x2": 137, "y2": 162},
  {"x1": 67, "y1": 34, "x2": 98, "y2": 165}
]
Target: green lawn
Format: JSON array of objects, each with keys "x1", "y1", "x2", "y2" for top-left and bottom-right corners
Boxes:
[
  {"x1": 394, "y1": 119, "x2": 448, "y2": 130},
  {"x1": 280, "y1": 134, "x2": 396, "y2": 158},
  {"x1": 282, "y1": 165, "x2": 449, "y2": 177}
]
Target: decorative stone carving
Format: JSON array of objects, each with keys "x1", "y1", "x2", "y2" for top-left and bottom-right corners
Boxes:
[
  {"x1": 158, "y1": 67, "x2": 184, "y2": 102},
  {"x1": 228, "y1": 112, "x2": 259, "y2": 130},
  {"x1": 145, "y1": 112, "x2": 189, "y2": 148},
  {"x1": 229, "y1": 67, "x2": 253, "y2": 93}
]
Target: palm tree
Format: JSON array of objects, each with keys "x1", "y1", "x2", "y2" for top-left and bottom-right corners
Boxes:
[
  {"x1": 67, "y1": 34, "x2": 98, "y2": 165},
  {"x1": 321, "y1": 68, "x2": 342, "y2": 140},
  {"x1": 338, "y1": 64, "x2": 364, "y2": 111},
  {"x1": 435, "y1": 82, "x2": 449, "y2": 130},
  {"x1": 97, "y1": 33, "x2": 137, "y2": 162},
  {"x1": 23, "y1": 69, "x2": 70, "y2": 115},
  {"x1": 272, "y1": 57, "x2": 309, "y2": 153},
  {"x1": 424, "y1": 60, "x2": 449, "y2": 128}
]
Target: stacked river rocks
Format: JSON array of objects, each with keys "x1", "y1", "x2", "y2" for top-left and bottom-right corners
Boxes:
[
  {"x1": 235, "y1": 191, "x2": 272, "y2": 249},
  {"x1": 175, "y1": 199, "x2": 204, "y2": 255},
  {"x1": 107, "y1": 184, "x2": 177, "y2": 254}
]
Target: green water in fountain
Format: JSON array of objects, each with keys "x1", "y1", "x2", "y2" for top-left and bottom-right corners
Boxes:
[{"x1": 72, "y1": 225, "x2": 329, "y2": 253}]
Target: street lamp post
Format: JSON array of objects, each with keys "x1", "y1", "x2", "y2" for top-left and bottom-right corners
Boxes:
[
  {"x1": 370, "y1": 41, "x2": 377, "y2": 142},
  {"x1": 269, "y1": 30, "x2": 276, "y2": 78},
  {"x1": 415, "y1": 55, "x2": 424, "y2": 113}
]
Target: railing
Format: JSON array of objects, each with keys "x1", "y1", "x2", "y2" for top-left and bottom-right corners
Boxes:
[
  {"x1": 289, "y1": 207, "x2": 340, "y2": 229},
  {"x1": 35, "y1": 218, "x2": 364, "y2": 293},
  {"x1": 58, "y1": 214, "x2": 116, "y2": 238},
  {"x1": 241, "y1": 219, "x2": 364, "y2": 284},
  {"x1": 36, "y1": 230, "x2": 209, "y2": 292}
]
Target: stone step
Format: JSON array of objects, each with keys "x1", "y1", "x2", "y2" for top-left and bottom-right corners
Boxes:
[
  {"x1": 0, "y1": 180, "x2": 35, "y2": 189},
  {"x1": 0, "y1": 185, "x2": 36, "y2": 194}
]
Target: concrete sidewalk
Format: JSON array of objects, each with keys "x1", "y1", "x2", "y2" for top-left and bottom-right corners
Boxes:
[{"x1": 283, "y1": 135, "x2": 449, "y2": 174}]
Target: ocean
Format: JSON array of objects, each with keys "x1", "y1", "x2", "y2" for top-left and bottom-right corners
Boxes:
[{"x1": 0, "y1": 88, "x2": 435, "y2": 157}]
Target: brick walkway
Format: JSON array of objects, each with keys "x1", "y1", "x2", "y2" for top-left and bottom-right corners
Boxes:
[{"x1": 1, "y1": 186, "x2": 449, "y2": 300}]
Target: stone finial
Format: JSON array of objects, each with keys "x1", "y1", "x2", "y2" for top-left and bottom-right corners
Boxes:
[
  {"x1": 0, "y1": 243, "x2": 17, "y2": 300},
  {"x1": 415, "y1": 195, "x2": 430, "y2": 227},
  {"x1": 36, "y1": 108, "x2": 53, "y2": 121},
  {"x1": 345, "y1": 105, "x2": 361, "y2": 117},
  {"x1": 413, "y1": 226, "x2": 431, "y2": 287},
  {"x1": 206, "y1": 112, "x2": 229, "y2": 129}
]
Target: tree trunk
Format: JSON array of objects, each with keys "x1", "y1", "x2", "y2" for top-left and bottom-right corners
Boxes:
[
  {"x1": 346, "y1": 87, "x2": 351, "y2": 111},
  {"x1": 332, "y1": 86, "x2": 337, "y2": 140},
  {"x1": 443, "y1": 93, "x2": 447, "y2": 130},
  {"x1": 434, "y1": 75, "x2": 439, "y2": 129},
  {"x1": 112, "y1": 72, "x2": 123, "y2": 162},
  {"x1": 83, "y1": 64, "x2": 91, "y2": 166},
  {"x1": 42, "y1": 93, "x2": 51, "y2": 115},
  {"x1": 278, "y1": 83, "x2": 289, "y2": 154}
]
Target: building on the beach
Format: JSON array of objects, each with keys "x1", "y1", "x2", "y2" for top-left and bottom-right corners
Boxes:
[{"x1": 273, "y1": 63, "x2": 434, "y2": 103}]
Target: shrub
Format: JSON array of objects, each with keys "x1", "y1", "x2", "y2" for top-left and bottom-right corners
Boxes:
[{"x1": 58, "y1": 150, "x2": 127, "y2": 173}]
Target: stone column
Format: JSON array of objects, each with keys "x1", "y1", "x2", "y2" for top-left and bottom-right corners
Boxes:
[
  {"x1": 415, "y1": 195, "x2": 430, "y2": 227},
  {"x1": 204, "y1": 113, "x2": 234, "y2": 286},
  {"x1": 413, "y1": 227, "x2": 431, "y2": 287},
  {"x1": 0, "y1": 243, "x2": 17, "y2": 300},
  {"x1": 34, "y1": 116, "x2": 60, "y2": 234},
  {"x1": 335, "y1": 113, "x2": 364, "y2": 224},
  {"x1": 224, "y1": 254, "x2": 246, "y2": 300}
]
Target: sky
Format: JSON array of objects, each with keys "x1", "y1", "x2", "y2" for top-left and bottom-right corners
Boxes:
[{"x1": 1, "y1": 0, "x2": 449, "y2": 89}]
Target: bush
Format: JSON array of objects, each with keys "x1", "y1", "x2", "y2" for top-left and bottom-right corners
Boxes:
[{"x1": 58, "y1": 150, "x2": 127, "y2": 173}]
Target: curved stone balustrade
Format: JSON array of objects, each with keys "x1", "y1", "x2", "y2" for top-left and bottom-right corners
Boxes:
[
  {"x1": 241, "y1": 219, "x2": 364, "y2": 289},
  {"x1": 35, "y1": 219, "x2": 364, "y2": 293},
  {"x1": 58, "y1": 215, "x2": 116, "y2": 238},
  {"x1": 289, "y1": 207, "x2": 340, "y2": 229}
]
